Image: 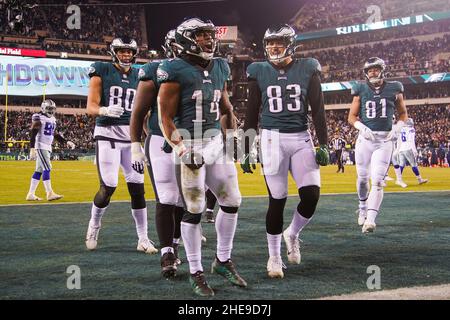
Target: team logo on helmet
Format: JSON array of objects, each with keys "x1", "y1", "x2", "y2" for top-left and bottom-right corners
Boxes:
[
  {"x1": 263, "y1": 24, "x2": 296, "y2": 64},
  {"x1": 175, "y1": 18, "x2": 217, "y2": 61}
]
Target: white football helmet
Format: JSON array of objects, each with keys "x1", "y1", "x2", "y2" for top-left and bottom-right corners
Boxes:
[{"x1": 41, "y1": 99, "x2": 56, "y2": 117}]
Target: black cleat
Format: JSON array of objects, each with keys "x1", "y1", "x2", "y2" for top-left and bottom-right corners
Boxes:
[
  {"x1": 160, "y1": 252, "x2": 177, "y2": 279},
  {"x1": 204, "y1": 210, "x2": 215, "y2": 223}
]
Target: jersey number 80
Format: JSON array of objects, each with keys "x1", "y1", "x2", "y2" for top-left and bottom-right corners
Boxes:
[{"x1": 109, "y1": 86, "x2": 136, "y2": 112}]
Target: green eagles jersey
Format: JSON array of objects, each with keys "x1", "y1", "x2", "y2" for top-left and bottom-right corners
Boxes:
[
  {"x1": 351, "y1": 80, "x2": 404, "y2": 131},
  {"x1": 156, "y1": 57, "x2": 230, "y2": 139},
  {"x1": 246, "y1": 58, "x2": 321, "y2": 132},
  {"x1": 88, "y1": 62, "x2": 139, "y2": 127},
  {"x1": 138, "y1": 61, "x2": 162, "y2": 136}
]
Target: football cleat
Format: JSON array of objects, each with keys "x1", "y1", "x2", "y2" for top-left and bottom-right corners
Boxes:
[
  {"x1": 362, "y1": 222, "x2": 376, "y2": 233},
  {"x1": 356, "y1": 209, "x2": 367, "y2": 226},
  {"x1": 384, "y1": 176, "x2": 394, "y2": 181},
  {"x1": 47, "y1": 191, "x2": 63, "y2": 201},
  {"x1": 189, "y1": 271, "x2": 214, "y2": 297},
  {"x1": 160, "y1": 252, "x2": 177, "y2": 278},
  {"x1": 85, "y1": 225, "x2": 100, "y2": 250},
  {"x1": 26, "y1": 193, "x2": 42, "y2": 201},
  {"x1": 204, "y1": 210, "x2": 215, "y2": 223},
  {"x1": 137, "y1": 238, "x2": 158, "y2": 254},
  {"x1": 418, "y1": 178, "x2": 428, "y2": 185},
  {"x1": 395, "y1": 180, "x2": 407, "y2": 188},
  {"x1": 267, "y1": 256, "x2": 285, "y2": 279},
  {"x1": 211, "y1": 257, "x2": 247, "y2": 287},
  {"x1": 283, "y1": 228, "x2": 301, "y2": 264}
]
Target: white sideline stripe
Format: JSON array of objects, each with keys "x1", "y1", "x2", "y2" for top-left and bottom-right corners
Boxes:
[
  {"x1": 1, "y1": 190, "x2": 449, "y2": 207},
  {"x1": 317, "y1": 283, "x2": 450, "y2": 300}
]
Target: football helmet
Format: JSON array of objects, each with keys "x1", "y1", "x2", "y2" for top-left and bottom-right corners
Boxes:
[
  {"x1": 263, "y1": 24, "x2": 296, "y2": 64},
  {"x1": 363, "y1": 57, "x2": 386, "y2": 86},
  {"x1": 175, "y1": 18, "x2": 217, "y2": 60},
  {"x1": 162, "y1": 29, "x2": 178, "y2": 58},
  {"x1": 41, "y1": 99, "x2": 56, "y2": 117},
  {"x1": 109, "y1": 37, "x2": 139, "y2": 67}
]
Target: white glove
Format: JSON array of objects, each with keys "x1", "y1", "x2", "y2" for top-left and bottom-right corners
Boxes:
[
  {"x1": 131, "y1": 142, "x2": 147, "y2": 174},
  {"x1": 99, "y1": 105, "x2": 124, "y2": 118},
  {"x1": 385, "y1": 120, "x2": 405, "y2": 142},
  {"x1": 354, "y1": 121, "x2": 375, "y2": 141},
  {"x1": 66, "y1": 141, "x2": 76, "y2": 149},
  {"x1": 30, "y1": 148, "x2": 36, "y2": 160}
]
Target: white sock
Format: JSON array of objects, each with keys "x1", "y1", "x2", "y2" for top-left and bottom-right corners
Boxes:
[
  {"x1": 394, "y1": 167, "x2": 402, "y2": 181},
  {"x1": 89, "y1": 204, "x2": 107, "y2": 228},
  {"x1": 267, "y1": 233, "x2": 282, "y2": 257},
  {"x1": 173, "y1": 238, "x2": 180, "y2": 244},
  {"x1": 43, "y1": 180, "x2": 52, "y2": 193},
  {"x1": 288, "y1": 209, "x2": 311, "y2": 238},
  {"x1": 28, "y1": 178, "x2": 40, "y2": 194},
  {"x1": 181, "y1": 221, "x2": 203, "y2": 274},
  {"x1": 366, "y1": 184, "x2": 384, "y2": 224},
  {"x1": 215, "y1": 209, "x2": 238, "y2": 262},
  {"x1": 161, "y1": 246, "x2": 174, "y2": 256},
  {"x1": 366, "y1": 209, "x2": 378, "y2": 225},
  {"x1": 131, "y1": 208, "x2": 148, "y2": 241}
]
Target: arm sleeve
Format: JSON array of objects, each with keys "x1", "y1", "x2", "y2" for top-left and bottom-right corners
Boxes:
[
  {"x1": 308, "y1": 73, "x2": 328, "y2": 145},
  {"x1": 30, "y1": 128, "x2": 38, "y2": 148},
  {"x1": 156, "y1": 60, "x2": 177, "y2": 85},
  {"x1": 243, "y1": 79, "x2": 262, "y2": 153}
]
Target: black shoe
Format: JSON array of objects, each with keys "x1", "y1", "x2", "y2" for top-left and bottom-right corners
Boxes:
[
  {"x1": 204, "y1": 210, "x2": 215, "y2": 223},
  {"x1": 211, "y1": 257, "x2": 247, "y2": 287},
  {"x1": 160, "y1": 252, "x2": 177, "y2": 279},
  {"x1": 173, "y1": 243, "x2": 182, "y2": 265},
  {"x1": 189, "y1": 271, "x2": 214, "y2": 297}
]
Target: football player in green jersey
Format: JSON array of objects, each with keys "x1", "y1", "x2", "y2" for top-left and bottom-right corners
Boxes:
[
  {"x1": 85, "y1": 37, "x2": 157, "y2": 254},
  {"x1": 130, "y1": 30, "x2": 184, "y2": 278},
  {"x1": 157, "y1": 18, "x2": 247, "y2": 297},
  {"x1": 348, "y1": 57, "x2": 408, "y2": 233},
  {"x1": 242, "y1": 24, "x2": 329, "y2": 279}
]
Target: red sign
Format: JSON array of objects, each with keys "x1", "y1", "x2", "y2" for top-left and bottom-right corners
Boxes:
[{"x1": 0, "y1": 47, "x2": 46, "y2": 58}]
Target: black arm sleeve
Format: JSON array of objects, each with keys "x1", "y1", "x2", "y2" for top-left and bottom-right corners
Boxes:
[
  {"x1": 243, "y1": 79, "x2": 262, "y2": 153},
  {"x1": 308, "y1": 73, "x2": 328, "y2": 146},
  {"x1": 54, "y1": 133, "x2": 67, "y2": 144},
  {"x1": 30, "y1": 128, "x2": 38, "y2": 148}
]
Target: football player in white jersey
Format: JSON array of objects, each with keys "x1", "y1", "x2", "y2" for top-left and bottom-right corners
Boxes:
[
  {"x1": 26, "y1": 100, "x2": 71, "y2": 201},
  {"x1": 84, "y1": 37, "x2": 157, "y2": 254},
  {"x1": 396, "y1": 118, "x2": 428, "y2": 187}
]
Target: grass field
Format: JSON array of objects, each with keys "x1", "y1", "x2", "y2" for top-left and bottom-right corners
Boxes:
[{"x1": 0, "y1": 161, "x2": 449, "y2": 300}]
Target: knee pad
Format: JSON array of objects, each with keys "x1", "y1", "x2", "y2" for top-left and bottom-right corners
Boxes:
[
  {"x1": 219, "y1": 206, "x2": 238, "y2": 214},
  {"x1": 266, "y1": 196, "x2": 287, "y2": 235},
  {"x1": 297, "y1": 186, "x2": 320, "y2": 219},
  {"x1": 42, "y1": 170, "x2": 51, "y2": 181},
  {"x1": 94, "y1": 185, "x2": 116, "y2": 208},
  {"x1": 182, "y1": 211, "x2": 202, "y2": 224},
  {"x1": 32, "y1": 172, "x2": 42, "y2": 180},
  {"x1": 127, "y1": 183, "x2": 146, "y2": 209}
]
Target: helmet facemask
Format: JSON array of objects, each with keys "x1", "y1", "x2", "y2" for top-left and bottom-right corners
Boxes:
[
  {"x1": 41, "y1": 99, "x2": 56, "y2": 117},
  {"x1": 176, "y1": 18, "x2": 218, "y2": 61},
  {"x1": 363, "y1": 57, "x2": 386, "y2": 86},
  {"x1": 109, "y1": 38, "x2": 139, "y2": 68},
  {"x1": 263, "y1": 25, "x2": 296, "y2": 65}
]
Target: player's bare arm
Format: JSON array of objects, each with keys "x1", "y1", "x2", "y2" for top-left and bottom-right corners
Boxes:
[
  {"x1": 395, "y1": 93, "x2": 408, "y2": 122},
  {"x1": 219, "y1": 82, "x2": 237, "y2": 131},
  {"x1": 86, "y1": 76, "x2": 103, "y2": 116},
  {"x1": 348, "y1": 95, "x2": 361, "y2": 126},
  {"x1": 158, "y1": 81, "x2": 183, "y2": 154},
  {"x1": 131, "y1": 80, "x2": 156, "y2": 143}
]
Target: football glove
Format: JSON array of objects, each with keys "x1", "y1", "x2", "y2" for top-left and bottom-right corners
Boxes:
[
  {"x1": 315, "y1": 144, "x2": 330, "y2": 166},
  {"x1": 131, "y1": 142, "x2": 146, "y2": 174},
  {"x1": 99, "y1": 105, "x2": 124, "y2": 118},
  {"x1": 241, "y1": 153, "x2": 256, "y2": 174},
  {"x1": 180, "y1": 147, "x2": 204, "y2": 170},
  {"x1": 29, "y1": 148, "x2": 36, "y2": 160},
  {"x1": 385, "y1": 120, "x2": 405, "y2": 142},
  {"x1": 354, "y1": 121, "x2": 375, "y2": 141}
]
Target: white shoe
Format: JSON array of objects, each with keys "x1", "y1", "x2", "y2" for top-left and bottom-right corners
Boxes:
[
  {"x1": 137, "y1": 238, "x2": 158, "y2": 254},
  {"x1": 267, "y1": 256, "x2": 285, "y2": 278},
  {"x1": 395, "y1": 180, "x2": 407, "y2": 188},
  {"x1": 26, "y1": 193, "x2": 42, "y2": 201},
  {"x1": 356, "y1": 209, "x2": 367, "y2": 226},
  {"x1": 201, "y1": 235, "x2": 207, "y2": 243},
  {"x1": 283, "y1": 229, "x2": 301, "y2": 264},
  {"x1": 384, "y1": 176, "x2": 394, "y2": 181},
  {"x1": 418, "y1": 178, "x2": 428, "y2": 185},
  {"x1": 362, "y1": 222, "x2": 376, "y2": 234},
  {"x1": 86, "y1": 225, "x2": 100, "y2": 250},
  {"x1": 47, "y1": 191, "x2": 63, "y2": 201}
]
